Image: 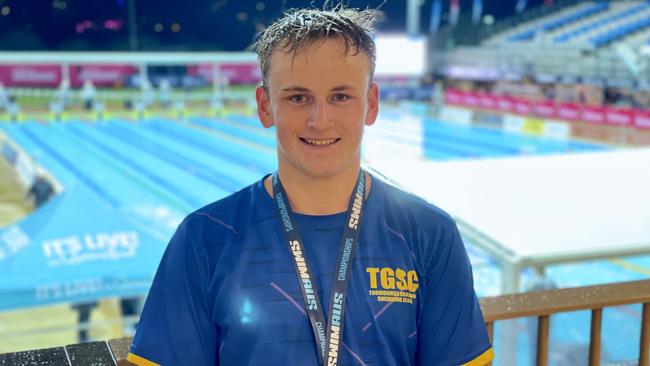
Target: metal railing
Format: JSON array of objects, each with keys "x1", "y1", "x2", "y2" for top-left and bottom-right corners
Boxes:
[
  {"x1": 1, "y1": 279, "x2": 648, "y2": 365},
  {"x1": 481, "y1": 279, "x2": 650, "y2": 366}
]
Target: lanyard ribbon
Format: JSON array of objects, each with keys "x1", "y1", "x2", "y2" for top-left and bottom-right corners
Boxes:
[{"x1": 272, "y1": 170, "x2": 366, "y2": 366}]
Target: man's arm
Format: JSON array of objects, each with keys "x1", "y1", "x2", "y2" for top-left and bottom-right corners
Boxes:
[
  {"x1": 416, "y1": 224, "x2": 493, "y2": 366},
  {"x1": 128, "y1": 218, "x2": 218, "y2": 366}
]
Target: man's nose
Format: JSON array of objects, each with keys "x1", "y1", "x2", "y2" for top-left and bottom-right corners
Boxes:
[{"x1": 307, "y1": 99, "x2": 333, "y2": 130}]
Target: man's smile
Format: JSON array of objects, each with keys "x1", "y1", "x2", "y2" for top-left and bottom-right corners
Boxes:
[{"x1": 299, "y1": 137, "x2": 342, "y2": 147}]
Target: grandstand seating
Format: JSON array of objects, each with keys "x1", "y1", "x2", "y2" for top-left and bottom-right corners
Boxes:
[
  {"x1": 488, "y1": 1, "x2": 650, "y2": 50},
  {"x1": 617, "y1": 26, "x2": 650, "y2": 47},
  {"x1": 469, "y1": 1, "x2": 650, "y2": 81},
  {"x1": 508, "y1": 2, "x2": 609, "y2": 42},
  {"x1": 553, "y1": 2, "x2": 649, "y2": 44},
  {"x1": 590, "y1": 12, "x2": 650, "y2": 46},
  {"x1": 483, "y1": 3, "x2": 591, "y2": 45}
]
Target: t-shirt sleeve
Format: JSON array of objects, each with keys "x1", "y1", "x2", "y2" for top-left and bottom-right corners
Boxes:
[
  {"x1": 128, "y1": 219, "x2": 218, "y2": 366},
  {"x1": 416, "y1": 223, "x2": 494, "y2": 366}
]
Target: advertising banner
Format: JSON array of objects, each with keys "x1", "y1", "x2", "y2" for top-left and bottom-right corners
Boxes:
[
  {"x1": 461, "y1": 91, "x2": 480, "y2": 108},
  {"x1": 472, "y1": 111, "x2": 504, "y2": 129},
  {"x1": 542, "y1": 120, "x2": 570, "y2": 140},
  {"x1": 188, "y1": 63, "x2": 261, "y2": 84},
  {"x1": 496, "y1": 96, "x2": 515, "y2": 114},
  {"x1": 522, "y1": 118, "x2": 545, "y2": 136},
  {"x1": 581, "y1": 106, "x2": 606, "y2": 125},
  {"x1": 0, "y1": 185, "x2": 165, "y2": 310},
  {"x1": 0, "y1": 65, "x2": 61, "y2": 87},
  {"x1": 633, "y1": 110, "x2": 650, "y2": 130},
  {"x1": 445, "y1": 89, "x2": 464, "y2": 105},
  {"x1": 478, "y1": 93, "x2": 498, "y2": 110},
  {"x1": 556, "y1": 102, "x2": 581, "y2": 121},
  {"x1": 604, "y1": 107, "x2": 634, "y2": 127},
  {"x1": 533, "y1": 100, "x2": 556, "y2": 119},
  {"x1": 69, "y1": 64, "x2": 136, "y2": 87},
  {"x1": 504, "y1": 115, "x2": 525, "y2": 133},
  {"x1": 512, "y1": 97, "x2": 533, "y2": 116},
  {"x1": 444, "y1": 89, "x2": 646, "y2": 130},
  {"x1": 440, "y1": 106, "x2": 473, "y2": 125}
]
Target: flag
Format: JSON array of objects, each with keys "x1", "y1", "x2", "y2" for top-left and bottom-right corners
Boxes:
[
  {"x1": 472, "y1": 0, "x2": 483, "y2": 24},
  {"x1": 430, "y1": 0, "x2": 442, "y2": 33},
  {"x1": 515, "y1": 0, "x2": 527, "y2": 13},
  {"x1": 449, "y1": 0, "x2": 460, "y2": 26}
]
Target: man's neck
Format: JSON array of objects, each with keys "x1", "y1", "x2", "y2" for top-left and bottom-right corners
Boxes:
[{"x1": 264, "y1": 166, "x2": 371, "y2": 216}]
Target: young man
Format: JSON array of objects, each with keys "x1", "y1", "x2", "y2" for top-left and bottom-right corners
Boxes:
[{"x1": 128, "y1": 8, "x2": 493, "y2": 366}]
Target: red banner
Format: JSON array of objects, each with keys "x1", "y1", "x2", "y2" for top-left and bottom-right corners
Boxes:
[
  {"x1": 634, "y1": 110, "x2": 650, "y2": 130},
  {"x1": 605, "y1": 107, "x2": 634, "y2": 127},
  {"x1": 556, "y1": 102, "x2": 581, "y2": 121},
  {"x1": 188, "y1": 63, "x2": 261, "y2": 84},
  {"x1": 444, "y1": 88, "x2": 464, "y2": 105},
  {"x1": 0, "y1": 65, "x2": 61, "y2": 87},
  {"x1": 0, "y1": 64, "x2": 136, "y2": 87},
  {"x1": 533, "y1": 100, "x2": 556, "y2": 119},
  {"x1": 496, "y1": 96, "x2": 515, "y2": 113},
  {"x1": 461, "y1": 91, "x2": 480, "y2": 108},
  {"x1": 513, "y1": 97, "x2": 533, "y2": 116},
  {"x1": 69, "y1": 65, "x2": 136, "y2": 87},
  {"x1": 581, "y1": 106, "x2": 606, "y2": 124},
  {"x1": 478, "y1": 93, "x2": 498, "y2": 110},
  {"x1": 443, "y1": 89, "x2": 646, "y2": 129}
]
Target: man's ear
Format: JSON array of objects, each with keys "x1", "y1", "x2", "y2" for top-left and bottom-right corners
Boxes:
[
  {"x1": 256, "y1": 85, "x2": 274, "y2": 128},
  {"x1": 365, "y1": 83, "x2": 379, "y2": 126}
]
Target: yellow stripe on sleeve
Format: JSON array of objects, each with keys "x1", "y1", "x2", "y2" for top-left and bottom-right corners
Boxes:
[
  {"x1": 461, "y1": 347, "x2": 494, "y2": 366},
  {"x1": 127, "y1": 352, "x2": 161, "y2": 366}
]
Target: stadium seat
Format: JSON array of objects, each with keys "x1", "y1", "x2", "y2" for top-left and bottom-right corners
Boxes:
[
  {"x1": 554, "y1": 2, "x2": 650, "y2": 43},
  {"x1": 589, "y1": 13, "x2": 650, "y2": 46},
  {"x1": 508, "y1": 2, "x2": 609, "y2": 42}
]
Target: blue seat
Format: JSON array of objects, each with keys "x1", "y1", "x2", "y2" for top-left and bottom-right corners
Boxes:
[
  {"x1": 589, "y1": 13, "x2": 650, "y2": 46},
  {"x1": 509, "y1": 2, "x2": 609, "y2": 42},
  {"x1": 554, "y1": 2, "x2": 649, "y2": 43}
]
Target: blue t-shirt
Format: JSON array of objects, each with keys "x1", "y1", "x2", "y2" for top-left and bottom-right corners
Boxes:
[{"x1": 129, "y1": 176, "x2": 493, "y2": 366}]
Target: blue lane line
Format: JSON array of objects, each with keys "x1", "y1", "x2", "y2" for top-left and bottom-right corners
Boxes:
[
  {"x1": 41, "y1": 121, "x2": 193, "y2": 215},
  {"x1": 228, "y1": 115, "x2": 274, "y2": 130},
  {"x1": 157, "y1": 119, "x2": 277, "y2": 169},
  {"x1": 1, "y1": 124, "x2": 77, "y2": 188},
  {"x1": 162, "y1": 118, "x2": 277, "y2": 167},
  {"x1": 190, "y1": 117, "x2": 276, "y2": 149},
  {"x1": 124, "y1": 120, "x2": 263, "y2": 190},
  {"x1": 423, "y1": 128, "x2": 521, "y2": 154},
  {"x1": 97, "y1": 122, "x2": 243, "y2": 192},
  {"x1": 19, "y1": 125, "x2": 120, "y2": 207},
  {"x1": 425, "y1": 118, "x2": 607, "y2": 154},
  {"x1": 425, "y1": 119, "x2": 554, "y2": 153},
  {"x1": 64, "y1": 123, "x2": 204, "y2": 208},
  {"x1": 143, "y1": 120, "x2": 271, "y2": 174},
  {"x1": 422, "y1": 140, "x2": 490, "y2": 158}
]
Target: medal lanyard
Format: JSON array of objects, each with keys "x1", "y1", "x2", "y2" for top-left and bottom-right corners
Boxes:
[{"x1": 272, "y1": 170, "x2": 366, "y2": 366}]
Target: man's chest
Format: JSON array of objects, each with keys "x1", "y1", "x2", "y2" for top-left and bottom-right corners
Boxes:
[{"x1": 207, "y1": 223, "x2": 423, "y2": 364}]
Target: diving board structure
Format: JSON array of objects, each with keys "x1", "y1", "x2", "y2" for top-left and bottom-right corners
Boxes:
[{"x1": 368, "y1": 148, "x2": 650, "y2": 294}]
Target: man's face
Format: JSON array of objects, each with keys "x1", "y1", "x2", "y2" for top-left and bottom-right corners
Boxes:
[{"x1": 256, "y1": 38, "x2": 379, "y2": 179}]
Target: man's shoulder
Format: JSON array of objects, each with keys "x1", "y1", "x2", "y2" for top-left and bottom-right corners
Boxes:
[
  {"x1": 178, "y1": 181, "x2": 264, "y2": 241},
  {"x1": 377, "y1": 178, "x2": 456, "y2": 231}
]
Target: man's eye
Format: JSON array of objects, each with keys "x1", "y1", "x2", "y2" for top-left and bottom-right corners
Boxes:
[
  {"x1": 290, "y1": 95, "x2": 308, "y2": 103},
  {"x1": 332, "y1": 93, "x2": 350, "y2": 102}
]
